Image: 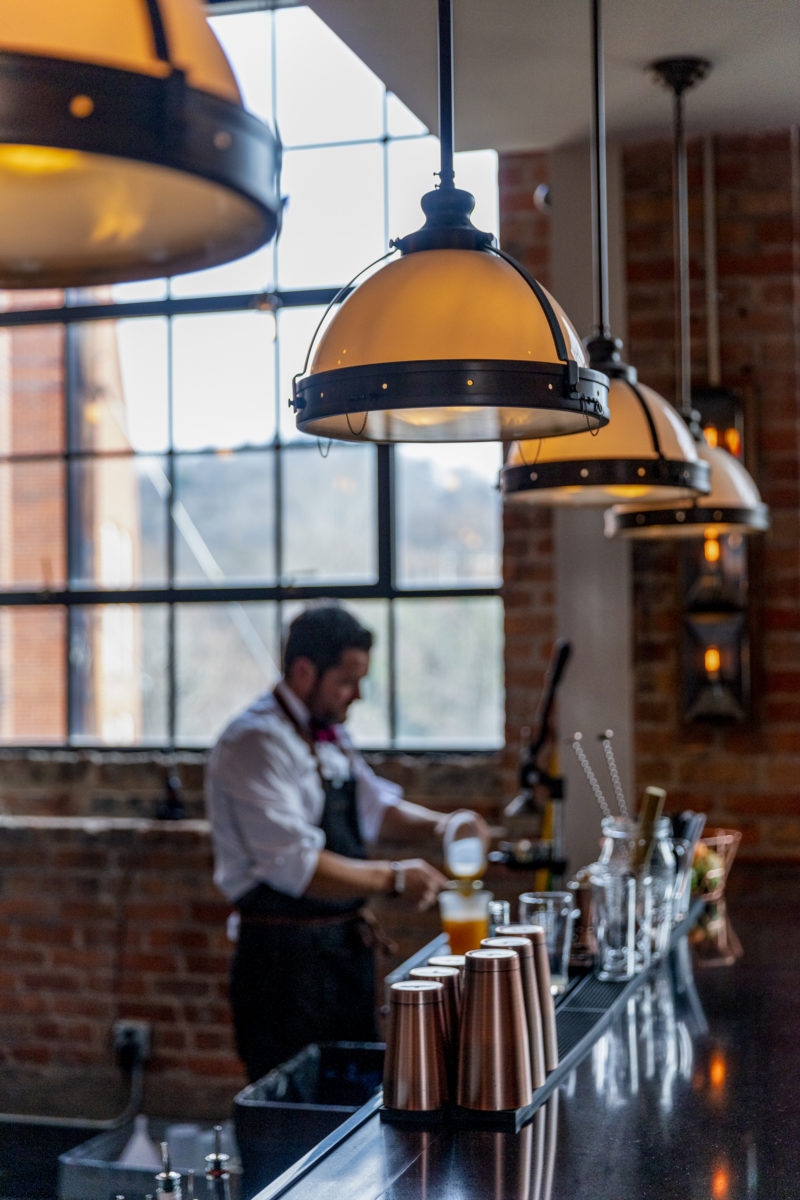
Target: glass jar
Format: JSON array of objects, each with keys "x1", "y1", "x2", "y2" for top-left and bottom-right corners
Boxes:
[{"x1": 597, "y1": 816, "x2": 676, "y2": 960}]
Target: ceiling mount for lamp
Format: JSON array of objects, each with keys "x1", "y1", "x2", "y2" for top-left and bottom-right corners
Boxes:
[
  {"x1": 0, "y1": 0, "x2": 281, "y2": 287},
  {"x1": 501, "y1": 0, "x2": 709, "y2": 505},
  {"x1": 605, "y1": 56, "x2": 769, "y2": 539},
  {"x1": 291, "y1": 0, "x2": 609, "y2": 444}
]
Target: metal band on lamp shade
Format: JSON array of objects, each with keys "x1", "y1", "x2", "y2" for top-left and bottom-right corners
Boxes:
[
  {"x1": 605, "y1": 440, "x2": 770, "y2": 537},
  {"x1": 292, "y1": 249, "x2": 610, "y2": 443},
  {"x1": 0, "y1": 0, "x2": 280, "y2": 286},
  {"x1": 502, "y1": 370, "x2": 711, "y2": 505}
]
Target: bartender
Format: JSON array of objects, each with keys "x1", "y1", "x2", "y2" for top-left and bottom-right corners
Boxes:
[{"x1": 206, "y1": 602, "x2": 486, "y2": 1081}]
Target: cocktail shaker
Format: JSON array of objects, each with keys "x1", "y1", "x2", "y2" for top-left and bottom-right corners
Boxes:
[
  {"x1": 383, "y1": 980, "x2": 449, "y2": 1112},
  {"x1": 482, "y1": 935, "x2": 546, "y2": 1089},
  {"x1": 456, "y1": 948, "x2": 533, "y2": 1111},
  {"x1": 496, "y1": 923, "x2": 558, "y2": 1071},
  {"x1": 409, "y1": 964, "x2": 462, "y2": 1084}
]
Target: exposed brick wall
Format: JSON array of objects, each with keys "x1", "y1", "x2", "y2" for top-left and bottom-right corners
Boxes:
[
  {"x1": 0, "y1": 816, "x2": 239, "y2": 1120},
  {"x1": 0, "y1": 752, "x2": 502, "y2": 1121},
  {"x1": 497, "y1": 130, "x2": 800, "y2": 858},
  {"x1": 497, "y1": 151, "x2": 558, "y2": 800},
  {"x1": 623, "y1": 129, "x2": 800, "y2": 855}
]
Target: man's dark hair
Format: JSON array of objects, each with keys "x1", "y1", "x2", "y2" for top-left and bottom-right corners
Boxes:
[{"x1": 283, "y1": 603, "x2": 373, "y2": 675}]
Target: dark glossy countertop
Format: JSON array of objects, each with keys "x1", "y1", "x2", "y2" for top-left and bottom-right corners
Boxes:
[{"x1": 253, "y1": 864, "x2": 800, "y2": 1200}]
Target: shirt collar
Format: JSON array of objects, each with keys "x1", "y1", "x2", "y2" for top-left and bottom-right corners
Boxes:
[{"x1": 274, "y1": 679, "x2": 312, "y2": 732}]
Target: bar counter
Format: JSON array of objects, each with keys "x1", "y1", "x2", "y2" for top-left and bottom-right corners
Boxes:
[{"x1": 253, "y1": 864, "x2": 800, "y2": 1200}]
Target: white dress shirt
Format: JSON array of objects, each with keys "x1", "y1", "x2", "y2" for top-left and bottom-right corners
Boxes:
[{"x1": 206, "y1": 681, "x2": 402, "y2": 904}]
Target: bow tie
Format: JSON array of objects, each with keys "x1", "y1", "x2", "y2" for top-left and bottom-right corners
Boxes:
[{"x1": 310, "y1": 719, "x2": 338, "y2": 743}]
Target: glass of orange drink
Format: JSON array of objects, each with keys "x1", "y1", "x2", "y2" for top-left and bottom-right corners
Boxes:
[{"x1": 438, "y1": 882, "x2": 493, "y2": 955}]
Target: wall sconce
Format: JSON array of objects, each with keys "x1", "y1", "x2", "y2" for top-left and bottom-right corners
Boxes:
[{"x1": 683, "y1": 390, "x2": 753, "y2": 724}]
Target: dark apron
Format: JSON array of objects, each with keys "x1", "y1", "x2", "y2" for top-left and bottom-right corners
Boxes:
[{"x1": 230, "y1": 694, "x2": 379, "y2": 1082}]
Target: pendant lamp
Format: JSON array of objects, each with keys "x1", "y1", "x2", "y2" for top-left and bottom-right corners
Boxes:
[
  {"x1": 0, "y1": 0, "x2": 281, "y2": 287},
  {"x1": 501, "y1": 0, "x2": 709, "y2": 506},
  {"x1": 290, "y1": 0, "x2": 609, "y2": 444},
  {"x1": 605, "y1": 58, "x2": 769, "y2": 539}
]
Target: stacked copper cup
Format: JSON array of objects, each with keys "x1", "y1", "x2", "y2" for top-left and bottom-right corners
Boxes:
[
  {"x1": 495, "y1": 923, "x2": 559, "y2": 1073},
  {"x1": 383, "y1": 926, "x2": 557, "y2": 1118},
  {"x1": 383, "y1": 980, "x2": 449, "y2": 1115},
  {"x1": 456, "y1": 947, "x2": 533, "y2": 1112},
  {"x1": 482, "y1": 936, "x2": 547, "y2": 1089}
]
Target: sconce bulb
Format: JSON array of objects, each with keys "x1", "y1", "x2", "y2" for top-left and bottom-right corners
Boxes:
[
  {"x1": 704, "y1": 535, "x2": 721, "y2": 564},
  {"x1": 705, "y1": 645, "x2": 721, "y2": 676}
]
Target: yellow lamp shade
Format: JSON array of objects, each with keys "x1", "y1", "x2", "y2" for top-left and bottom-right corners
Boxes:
[
  {"x1": 502, "y1": 373, "x2": 710, "y2": 505},
  {"x1": 605, "y1": 438, "x2": 769, "y2": 538},
  {"x1": 0, "y1": 0, "x2": 280, "y2": 286},
  {"x1": 292, "y1": 248, "x2": 610, "y2": 443},
  {"x1": 0, "y1": 0, "x2": 241, "y2": 99}
]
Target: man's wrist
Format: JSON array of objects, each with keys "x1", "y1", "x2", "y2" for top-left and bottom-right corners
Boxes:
[{"x1": 388, "y1": 861, "x2": 405, "y2": 897}]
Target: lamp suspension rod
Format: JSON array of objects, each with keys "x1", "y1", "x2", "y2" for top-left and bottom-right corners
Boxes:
[
  {"x1": 672, "y1": 80, "x2": 692, "y2": 418},
  {"x1": 651, "y1": 57, "x2": 709, "y2": 416},
  {"x1": 437, "y1": 0, "x2": 456, "y2": 189},
  {"x1": 703, "y1": 134, "x2": 722, "y2": 386},
  {"x1": 590, "y1": 0, "x2": 611, "y2": 338}
]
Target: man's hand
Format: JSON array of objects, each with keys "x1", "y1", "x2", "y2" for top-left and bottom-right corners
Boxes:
[{"x1": 391, "y1": 858, "x2": 449, "y2": 910}]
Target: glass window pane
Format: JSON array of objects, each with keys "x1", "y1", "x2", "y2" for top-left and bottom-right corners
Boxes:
[
  {"x1": 277, "y1": 143, "x2": 386, "y2": 289},
  {"x1": 0, "y1": 324, "x2": 65, "y2": 455},
  {"x1": 172, "y1": 312, "x2": 276, "y2": 451},
  {"x1": 281, "y1": 598, "x2": 390, "y2": 746},
  {"x1": 453, "y1": 149, "x2": 499, "y2": 235},
  {"x1": 395, "y1": 444, "x2": 502, "y2": 587},
  {"x1": 168, "y1": 245, "x2": 274, "y2": 300},
  {"x1": 0, "y1": 606, "x2": 66, "y2": 743},
  {"x1": 387, "y1": 92, "x2": 428, "y2": 137},
  {"x1": 275, "y1": 8, "x2": 383, "y2": 145},
  {"x1": 281, "y1": 443, "x2": 377, "y2": 585},
  {"x1": 71, "y1": 318, "x2": 169, "y2": 453},
  {"x1": 69, "y1": 604, "x2": 168, "y2": 745},
  {"x1": 0, "y1": 460, "x2": 65, "y2": 590},
  {"x1": 175, "y1": 601, "x2": 280, "y2": 745},
  {"x1": 69, "y1": 456, "x2": 168, "y2": 588},
  {"x1": 111, "y1": 279, "x2": 168, "y2": 303},
  {"x1": 344, "y1": 599, "x2": 390, "y2": 746},
  {"x1": 387, "y1": 135, "x2": 439, "y2": 240},
  {"x1": 395, "y1": 597, "x2": 504, "y2": 749},
  {"x1": 387, "y1": 142, "x2": 498, "y2": 244},
  {"x1": 277, "y1": 305, "x2": 328, "y2": 443},
  {"x1": 210, "y1": 10, "x2": 274, "y2": 126},
  {"x1": 174, "y1": 450, "x2": 276, "y2": 587}
]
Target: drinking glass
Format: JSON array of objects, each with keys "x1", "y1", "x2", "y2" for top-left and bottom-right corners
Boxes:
[
  {"x1": 517, "y1": 891, "x2": 578, "y2": 994},
  {"x1": 438, "y1": 882, "x2": 493, "y2": 954}
]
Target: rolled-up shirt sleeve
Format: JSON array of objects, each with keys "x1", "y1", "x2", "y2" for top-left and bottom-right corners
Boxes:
[
  {"x1": 208, "y1": 719, "x2": 326, "y2": 901},
  {"x1": 350, "y1": 745, "x2": 403, "y2": 843}
]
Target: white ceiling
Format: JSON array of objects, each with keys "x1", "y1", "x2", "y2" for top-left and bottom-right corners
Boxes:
[{"x1": 308, "y1": 0, "x2": 800, "y2": 152}]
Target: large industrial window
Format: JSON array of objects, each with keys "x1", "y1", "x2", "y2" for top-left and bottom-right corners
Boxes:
[{"x1": 0, "y1": 4, "x2": 503, "y2": 751}]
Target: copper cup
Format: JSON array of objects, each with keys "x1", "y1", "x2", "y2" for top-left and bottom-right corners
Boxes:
[
  {"x1": 409, "y1": 965, "x2": 461, "y2": 1085},
  {"x1": 428, "y1": 952, "x2": 466, "y2": 977},
  {"x1": 482, "y1": 935, "x2": 546, "y2": 1089},
  {"x1": 496, "y1": 923, "x2": 558, "y2": 1072},
  {"x1": 427, "y1": 954, "x2": 466, "y2": 1006},
  {"x1": 383, "y1": 980, "x2": 449, "y2": 1112},
  {"x1": 456, "y1": 948, "x2": 533, "y2": 1111}
]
